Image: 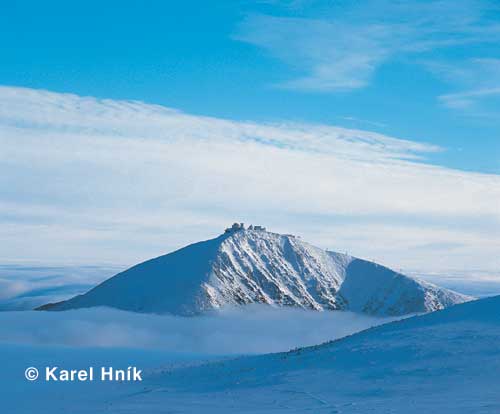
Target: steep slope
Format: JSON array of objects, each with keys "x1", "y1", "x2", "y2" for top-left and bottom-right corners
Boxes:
[
  {"x1": 40, "y1": 234, "x2": 226, "y2": 314},
  {"x1": 40, "y1": 227, "x2": 471, "y2": 316},
  {"x1": 126, "y1": 295, "x2": 500, "y2": 413},
  {"x1": 338, "y1": 258, "x2": 468, "y2": 315}
]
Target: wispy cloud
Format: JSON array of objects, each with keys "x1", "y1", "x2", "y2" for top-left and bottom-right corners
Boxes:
[
  {"x1": 0, "y1": 86, "x2": 499, "y2": 274},
  {"x1": 339, "y1": 116, "x2": 387, "y2": 129},
  {"x1": 429, "y1": 59, "x2": 500, "y2": 113},
  {"x1": 439, "y1": 88, "x2": 500, "y2": 110},
  {"x1": 234, "y1": 1, "x2": 500, "y2": 92},
  {"x1": 235, "y1": 14, "x2": 390, "y2": 91}
]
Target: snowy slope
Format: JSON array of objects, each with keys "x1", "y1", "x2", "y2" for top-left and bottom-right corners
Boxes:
[
  {"x1": 41, "y1": 227, "x2": 471, "y2": 316},
  {"x1": 116, "y1": 294, "x2": 500, "y2": 414},
  {"x1": 4, "y1": 297, "x2": 500, "y2": 413}
]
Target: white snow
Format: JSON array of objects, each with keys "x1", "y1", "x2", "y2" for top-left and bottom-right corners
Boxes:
[
  {"x1": 3, "y1": 294, "x2": 500, "y2": 413},
  {"x1": 0, "y1": 306, "x2": 395, "y2": 413},
  {"x1": 43, "y1": 228, "x2": 472, "y2": 316},
  {"x1": 109, "y1": 294, "x2": 500, "y2": 413}
]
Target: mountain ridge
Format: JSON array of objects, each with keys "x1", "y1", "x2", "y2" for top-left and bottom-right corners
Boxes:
[{"x1": 39, "y1": 226, "x2": 472, "y2": 316}]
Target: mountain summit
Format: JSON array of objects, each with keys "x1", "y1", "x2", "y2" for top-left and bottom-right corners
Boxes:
[{"x1": 39, "y1": 224, "x2": 472, "y2": 316}]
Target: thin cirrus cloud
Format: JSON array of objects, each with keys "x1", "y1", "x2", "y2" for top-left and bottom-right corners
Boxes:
[
  {"x1": 234, "y1": 1, "x2": 500, "y2": 93},
  {"x1": 439, "y1": 88, "x2": 500, "y2": 111},
  {"x1": 234, "y1": 14, "x2": 392, "y2": 91},
  {"x1": 429, "y1": 59, "x2": 500, "y2": 113},
  {"x1": 0, "y1": 85, "x2": 499, "y2": 275}
]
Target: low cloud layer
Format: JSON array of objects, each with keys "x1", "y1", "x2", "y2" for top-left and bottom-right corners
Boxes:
[
  {"x1": 0, "y1": 86, "x2": 499, "y2": 274},
  {"x1": 0, "y1": 264, "x2": 119, "y2": 310},
  {"x1": 0, "y1": 306, "x2": 395, "y2": 354}
]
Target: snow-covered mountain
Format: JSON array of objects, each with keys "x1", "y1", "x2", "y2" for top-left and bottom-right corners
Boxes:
[{"x1": 39, "y1": 225, "x2": 471, "y2": 316}]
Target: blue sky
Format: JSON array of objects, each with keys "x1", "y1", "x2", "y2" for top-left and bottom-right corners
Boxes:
[
  {"x1": 1, "y1": 0, "x2": 499, "y2": 173},
  {"x1": 0, "y1": 1, "x2": 499, "y2": 275}
]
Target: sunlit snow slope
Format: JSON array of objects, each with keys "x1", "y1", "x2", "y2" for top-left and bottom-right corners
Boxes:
[
  {"x1": 41, "y1": 228, "x2": 471, "y2": 316},
  {"x1": 127, "y1": 294, "x2": 500, "y2": 413}
]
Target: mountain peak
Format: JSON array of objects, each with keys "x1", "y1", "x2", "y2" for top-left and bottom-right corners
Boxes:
[{"x1": 39, "y1": 229, "x2": 472, "y2": 316}]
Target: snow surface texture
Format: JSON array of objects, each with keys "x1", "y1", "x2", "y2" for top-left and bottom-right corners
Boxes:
[
  {"x1": 42, "y1": 229, "x2": 471, "y2": 316},
  {"x1": 5, "y1": 293, "x2": 500, "y2": 413},
  {"x1": 118, "y1": 294, "x2": 500, "y2": 414}
]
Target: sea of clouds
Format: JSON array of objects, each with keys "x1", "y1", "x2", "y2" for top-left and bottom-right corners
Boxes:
[
  {"x1": 0, "y1": 264, "x2": 121, "y2": 311},
  {"x1": 0, "y1": 305, "x2": 397, "y2": 355}
]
